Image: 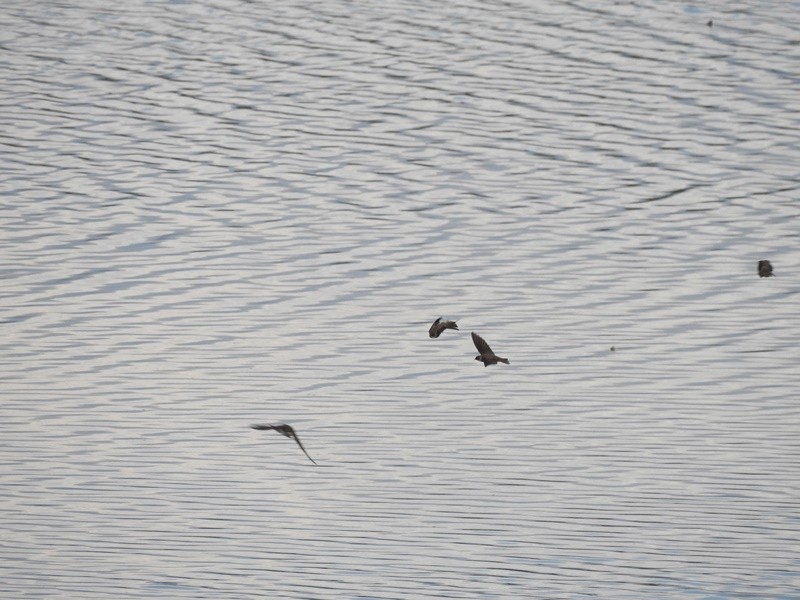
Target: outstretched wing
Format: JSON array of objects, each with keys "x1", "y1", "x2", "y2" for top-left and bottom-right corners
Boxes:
[
  {"x1": 471, "y1": 332, "x2": 493, "y2": 355},
  {"x1": 251, "y1": 424, "x2": 276, "y2": 431},
  {"x1": 288, "y1": 430, "x2": 317, "y2": 465}
]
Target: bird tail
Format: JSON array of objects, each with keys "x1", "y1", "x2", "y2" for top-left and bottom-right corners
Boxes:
[{"x1": 499, "y1": 358, "x2": 510, "y2": 364}]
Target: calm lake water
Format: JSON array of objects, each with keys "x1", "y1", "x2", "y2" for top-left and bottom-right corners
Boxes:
[{"x1": 1, "y1": 0, "x2": 799, "y2": 598}]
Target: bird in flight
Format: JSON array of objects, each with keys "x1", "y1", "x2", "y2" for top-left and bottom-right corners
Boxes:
[
  {"x1": 429, "y1": 317, "x2": 459, "y2": 338},
  {"x1": 758, "y1": 260, "x2": 774, "y2": 278},
  {"x1": 471, "y1": 332, "x2": 510, "y2": 366},
  {"x1": 250, "y1": 424, "x2": 317, "y2": 464}
]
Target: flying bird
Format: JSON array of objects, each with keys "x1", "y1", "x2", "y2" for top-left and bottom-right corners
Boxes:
[
  {"x1": 251, "y1": 424, "x2": 317, "y2": 464},
  {"x1": 758, "y1": 260, "x2": 774, "y2": 278},
  {"x1": 429, "y1": 317, "x2": 459, "y2": 338},
  {"x1": 472, "y1": 332, "x2": 510, "y2": 366}
]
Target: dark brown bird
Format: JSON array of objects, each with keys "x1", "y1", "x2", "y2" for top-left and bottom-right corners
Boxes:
[
  {"x1": 758, "y1": 260, "x2": 774, "y2": 278},
  {"x1": 472, "y1": 332, "x2": 510, "y2": 366},
  {"x1": 429, "y1": 316, "x2": 459, "y2": 338},
  {"x1": 251, "y1": 424, "x2": 317, "y2": 464}
]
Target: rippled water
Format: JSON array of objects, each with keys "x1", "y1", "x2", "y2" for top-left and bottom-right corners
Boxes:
[{"x1": 2, "y1": 0, "x2": 799, "y2": 598}]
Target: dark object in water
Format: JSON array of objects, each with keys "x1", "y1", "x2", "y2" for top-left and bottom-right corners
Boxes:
[
  {"x1": 429, "y1": 316, "x2": 459, "y2": 338},
  {"x1": 707, "y1": 19, "x2": 713, "y2": 28},
  {"x1": 472, "y1": 332, "x2": 510, "y2": 367},
  {"x1": 758, "y1": 260, "x2": 774, "y2": 278},
  {"x1": 251, "y1": 424, "x2": 317, "y2": 464}
]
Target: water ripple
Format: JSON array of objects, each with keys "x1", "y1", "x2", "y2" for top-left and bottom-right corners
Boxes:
[{"x1": 2, "y1": 0, "x2": 799, "y2": 598}]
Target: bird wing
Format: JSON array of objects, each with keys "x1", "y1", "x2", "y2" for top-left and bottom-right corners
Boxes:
[
  {"x1": 289, "y1": 430, "x2": 317, "y2": 465},
  {"x1": 471, "y1": 332, "x2": 492, "y2": 355},
  {"x1": 250, "y1": 424, "x2": 275, "y2": 431}
]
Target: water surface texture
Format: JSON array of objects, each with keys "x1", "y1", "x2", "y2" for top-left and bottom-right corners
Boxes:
[{"x1": 2, "y1": 0, "x2": 799, "y2": 598}]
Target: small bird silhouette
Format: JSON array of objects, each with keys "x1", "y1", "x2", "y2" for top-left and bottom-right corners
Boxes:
[
  {"x1": 472, "y1": 332, "x2": 510, "y2": 366},
  {"x1": 758, "y1": 260, "x2": 774, "y2": 278},
  {"x1": 251, "y1": 424, "x2": 317, "y2": 464},
  {"x1": 429, "y1": 317, "x2": 459, "y2": 338}
]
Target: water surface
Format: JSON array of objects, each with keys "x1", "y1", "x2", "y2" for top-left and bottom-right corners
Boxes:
[{"x1": 1, "y1": 0, "x2": 799, "y2": 598}]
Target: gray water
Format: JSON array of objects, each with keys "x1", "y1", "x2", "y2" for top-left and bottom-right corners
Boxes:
[{"x1": 1, "y1": 0, "x2": 799, "y2": 598}]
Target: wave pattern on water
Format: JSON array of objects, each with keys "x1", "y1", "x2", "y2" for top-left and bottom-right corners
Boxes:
[{"x1": 1, "y1": 0, "x2": 799, "y2": 598}]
